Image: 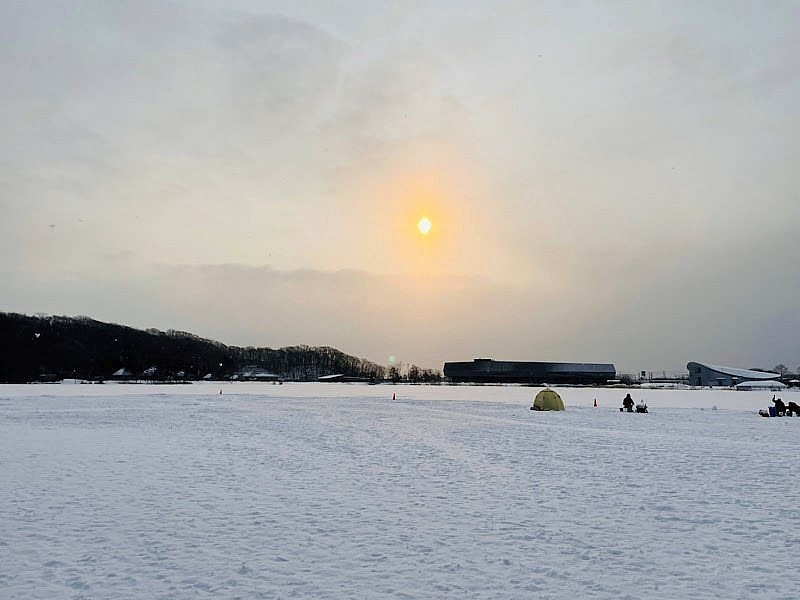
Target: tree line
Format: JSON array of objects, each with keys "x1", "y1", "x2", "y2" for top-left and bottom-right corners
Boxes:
[
  {"x1": 0, "y1": 313, "x2": 387, "y2": 383},
  {"x1": 387, "y1": 364, "x2": 442, "y2": 384}
]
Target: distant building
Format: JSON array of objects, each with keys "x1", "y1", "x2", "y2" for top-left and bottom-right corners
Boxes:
[
  {"x1": 687, "y1": 362, "x2": 780, "y2": 387},
  {"x1": 734, "y1": 380, "x2": 786, "y2": 391},
  {"x1": 442, "y1": 358, "x2": 616, "y2": 385},
  {"x1": 235, "y1": 366, "x2": 280, "y2": 381},
  {"x1": 111, "y1": 368, "x2": 135, "y2": 380},
  {"x1": 318, "y1": 374, "x2": 374, "y2": 383}
]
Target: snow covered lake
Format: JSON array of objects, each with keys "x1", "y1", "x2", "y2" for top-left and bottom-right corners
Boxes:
[{"x1": 2, "y1": 383, "x2": 799, "y2": 599}]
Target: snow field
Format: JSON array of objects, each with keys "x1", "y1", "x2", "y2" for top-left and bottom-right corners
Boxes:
[{"x1": 1, "y1": 384, "x2": 799, "y2": 599}]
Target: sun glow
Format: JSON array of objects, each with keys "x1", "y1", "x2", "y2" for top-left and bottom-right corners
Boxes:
[{"x1": 417, "y1": 216, "x2": 432, "y2": 235}]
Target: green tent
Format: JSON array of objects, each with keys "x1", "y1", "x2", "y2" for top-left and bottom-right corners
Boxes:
[{"x1": 531, "y1": 388, "x2": 565, "y2": 411}]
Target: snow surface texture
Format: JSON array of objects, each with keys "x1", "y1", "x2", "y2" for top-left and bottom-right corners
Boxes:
[{"x1": 2, "y1": 383, "x2": 799, "y2": 599}]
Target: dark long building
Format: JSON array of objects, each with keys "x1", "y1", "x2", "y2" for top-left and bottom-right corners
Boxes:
[{"x1": 443, "y1": 358, "x2": 616, "y2": 385}]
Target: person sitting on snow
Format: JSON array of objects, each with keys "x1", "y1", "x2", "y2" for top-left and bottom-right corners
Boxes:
[
  {"x1": 787, "y1": 400, "x2": 800, "y2": 417},
  {"x1": 773, "y1": 396, "x2": 787, "y2": 416},
  {"x1": 622, "y1": 393, "x2": 635, "y2": 412}
]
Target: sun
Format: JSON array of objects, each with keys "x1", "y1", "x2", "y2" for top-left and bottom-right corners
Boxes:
[{"x1": 417, "y1": 216, "x2": 432, "y2": 235}]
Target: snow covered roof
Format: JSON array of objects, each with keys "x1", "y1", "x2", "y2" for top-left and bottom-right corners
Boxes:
[
  {"x1": 318, "y1": 374, "x2": 345, "y2": 381},
  {"x1": 688, "y1": 362, "x2": 779, "y2": 380},
  {"x1": 734, "y1": 380, "x2": 787, "y2": 391},
  {"x1": 237, "y1": 367, "x2": 279, "y2": 380}
]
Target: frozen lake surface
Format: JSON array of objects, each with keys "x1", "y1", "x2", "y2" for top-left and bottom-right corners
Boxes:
[{"x1": 2, "y1": 383, "x2": 799, "y2": 599}]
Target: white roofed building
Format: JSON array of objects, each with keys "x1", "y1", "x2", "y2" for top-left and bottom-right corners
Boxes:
[
  {"x1": 734, "y1": 380, "x2": 787, "y2": 391},
  {"x1": 687, "y1": 362, "x2": 780, "y2": 387},
  {"x1": 236, "y1": 367, "x2": 280, "y2": 381}
]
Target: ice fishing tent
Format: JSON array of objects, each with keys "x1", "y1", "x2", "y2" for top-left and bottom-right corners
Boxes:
[{"x1": 531, "y1": 388, "x2": 565, "y2": 411}]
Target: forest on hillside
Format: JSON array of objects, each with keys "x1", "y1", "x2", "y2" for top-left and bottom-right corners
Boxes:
[{"x1": 0, "y1": 313, "x2": 389, "y2": 383}]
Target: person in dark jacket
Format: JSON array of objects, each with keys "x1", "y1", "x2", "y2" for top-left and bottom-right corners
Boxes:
[
  {"x1": 622, "y1": 393, "x2": 635, "y2": 412},
  {"x1": 773, "y1": 396, "x2": 787, "y2": 416},
  {"x1": 787, "y1": 400, "x2": 800, "y2": 417}
]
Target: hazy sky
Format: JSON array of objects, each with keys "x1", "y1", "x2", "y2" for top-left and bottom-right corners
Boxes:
[{"x1": 3, "y1": 1, "x2": 799, "y2": 374}]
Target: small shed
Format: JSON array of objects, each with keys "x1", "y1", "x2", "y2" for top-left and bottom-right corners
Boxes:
[
  {"x1": 734, "y1": 380, "x2": 787, "y2": 391},
  {"x1": 111, "y1": 368, "x2": 135, "y2": 380},
  {"x1": 237, "y1": 367, "x2": 280, "y2": 381}
]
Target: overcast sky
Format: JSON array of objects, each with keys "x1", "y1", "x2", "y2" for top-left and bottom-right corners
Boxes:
[{"x1": 3, "y1": 1, "x2": 799, "y2": 374}]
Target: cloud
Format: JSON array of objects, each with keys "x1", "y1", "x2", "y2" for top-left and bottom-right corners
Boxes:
[
  {"x1": 2, "y1": 260, "x2": 567, "y2": 369},
  {"x1": 218, "y1": 15, "x2": 344, "y2": 105},
  {"x1": 2, "y1": 2, "x2": 800, "y2": 374},
  {"x1": 149, "y1": 264, "x2": 563, "y2": 366}
]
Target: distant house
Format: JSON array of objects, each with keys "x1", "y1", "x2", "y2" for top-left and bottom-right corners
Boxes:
[
  {"x1": 318, "y1": 374, "x2": 373, "y2": 383},
  {"x1": 734, "y1": 380, "x2": 787, "y2": 391},
  {"x1": 236, "y1": 366, "x2": 280, "y2": 381},
  {"x1": 111, "y1": 368, "x2": 135, "y2": 380},
  {"x1": 687, "y1": 362, "x2": 780, "y2": 387}
]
